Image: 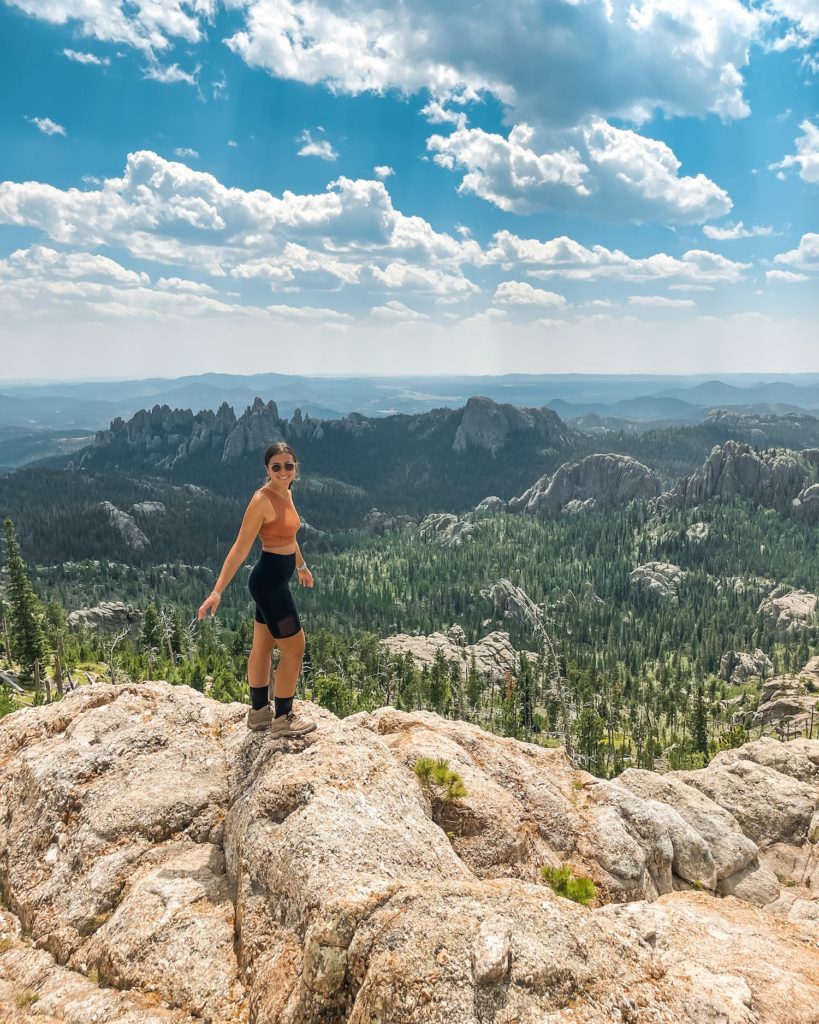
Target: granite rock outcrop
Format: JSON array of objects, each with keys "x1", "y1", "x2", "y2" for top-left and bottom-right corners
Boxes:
[
  {"x1": 630, "y1": 562, "x2": 688, "y2": 601},
  {"x1": 757, "y1": 585, "x2": 818, "y2": 632},
  {"x1": 654, "y1": 440, "x2": 810, "y2": 514},
  {"x1": 479, "y1": 579, "x2": 544, "y2": 632},
  {"x1": 380, "y1": 629, "x2": 537, "y2": 682},
  {"x1": 363, "y1": 508, "x2": 416, "y2": 534},
  {"x1": 97, "y1": 502, "x2": 150, "y2": 552},
  {"x1": 66, "y1": 601, "x2": 143, "y2": 635},
  {"x1": 510, "y1": 453, "x2": 660, "y2": 517},
  {"x1": 418, "y1": 512, "x2": 479, "y2": 547},
  {"x1": 452, "y1": 396, "x2": 573, "y2": 455},
  {"x1": 0, "y1": 685, "x2": 817, "y2": 1023},
  {"x1": 719, "y1": 649, "x2": 774, "y2": 685}
]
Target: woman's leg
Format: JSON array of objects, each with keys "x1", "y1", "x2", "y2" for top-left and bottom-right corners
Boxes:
[
  {"x1": 248, "y1": 619, "x2": 277, "y2": 695},
  {"x1": 272, "y1": 628, "x2": 306, "y2": 699}
]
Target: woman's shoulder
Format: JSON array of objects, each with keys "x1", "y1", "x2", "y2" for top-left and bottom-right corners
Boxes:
[{"x1": 254, "y1": 487, "x2": 278, "y2": 510}]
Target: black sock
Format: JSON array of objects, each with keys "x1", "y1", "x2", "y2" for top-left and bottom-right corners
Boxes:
[
  {"x1": 274, "y1": 695, "x2": 293, "y2": 719},
  {"x1": 250, "y1": 685, "x2": 269, "y2": 710}
]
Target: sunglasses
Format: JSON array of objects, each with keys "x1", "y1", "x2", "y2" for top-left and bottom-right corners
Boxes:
[{"x1": 270, "y1": 462, "x2": 296, "y2": 473}]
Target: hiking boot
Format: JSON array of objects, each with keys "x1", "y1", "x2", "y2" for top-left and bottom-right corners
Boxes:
[
  {"x1": 269, "y1": 708, "x2": 317, "y2": 739},
  {"x1": 246, "y1": 703, "x2": 273, "y2": 731}
]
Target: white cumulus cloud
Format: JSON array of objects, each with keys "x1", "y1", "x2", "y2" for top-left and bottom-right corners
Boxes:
[
  {"x1": 297, "y1": 130, "x2": 338, "y2": 161},
  {"x1": 428, "y1": 123, "x2": 590, "y2": 214},
  {"x1": 7, "y1": 0, "x2": 213, "y2": 54},
  {"x1": 143, "y1": 62, "x2": 200, "y2": 85},
  {"x1": 493, "y1": 281, "x2": 566, "y2": 307},
  {"x1": 766, "y1": 269, "x2": 809, "y2": 282},
  {"x1": 428, "y1": 117, "x2": 731, "y2": 223},
  {"x1": 374, "y1": 165, "x2": 394, "y2": 179},
  {"x1": 222, "y1": 0, "x2": 762, "y2": 127},
  {"x1": 368, "y1": 262, "x2": 479, "y2": 296},
  {"x1": 63, "y1": 49, "x2": 110, "y2": 65},
  {"x1": 0, "y1": 244, "x2": 244, "y2": 321},
  {"x1": 628, "y1": 295, "x2": 696, "y2": 307},
  {"x1": 485, "y1": 230, "x2": 749, "y2": 284},
  {"x1": 156, "y1": 276, "x2": 216, "y2": 293},
  {"x1": 703, "y1": 221, "x2": 775, "y2": 239},
  {"x1": 773, "y1": 232, "x2": 819, "y2": 272},
  {"x1": 0, "y1": 152, "x2": 485, "y2": 308},
  {"x1": 764, "y1": 0, "x2": 819, "y2": 47},
  {"x1": 27, "y1": 116, "x2": 66, "y2": 136},
  {"x1": 771, "y1": 120, "x2": 819, "y2": 183},
  {"x1": 370, "y1": 299, "x2": 429, "y2": 321}
]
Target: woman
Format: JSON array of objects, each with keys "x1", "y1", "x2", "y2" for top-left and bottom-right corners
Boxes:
[{"x1": 197, "y1": 441, "x2": 317, "y2": 736}]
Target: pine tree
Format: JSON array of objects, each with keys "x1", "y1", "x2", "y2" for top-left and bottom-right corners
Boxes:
[
  {"x1": 692, "y1": 684, "x2": 709, "y2": 756},
  {"x1": 2, "y1": 518, "x2": 49, "y2": 678},
  {"x1": 140, "y1": 603, "x2": 162, "y2": 652}
]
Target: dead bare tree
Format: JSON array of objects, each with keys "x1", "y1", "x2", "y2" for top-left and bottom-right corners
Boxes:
[
  {"x1": 533, "y1": 615, "x2": 575, "y2": 760},
  {"x1": 106, "y1": 628, "x2": 130, "y2": 684}
]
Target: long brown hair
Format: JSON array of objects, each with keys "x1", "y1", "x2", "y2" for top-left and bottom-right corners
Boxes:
[{"x1": 263, "y1": 441, "x2": 298, "y2": 489}]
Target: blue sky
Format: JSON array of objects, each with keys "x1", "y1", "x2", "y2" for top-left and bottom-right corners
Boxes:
[{"x1": 0, "y1": 0, "x2": 816, "y2": 380}]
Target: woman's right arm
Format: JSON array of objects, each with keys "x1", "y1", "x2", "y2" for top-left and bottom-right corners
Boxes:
[{"x1": 197, "y1": 494, "x2": 267, "y2": 619}]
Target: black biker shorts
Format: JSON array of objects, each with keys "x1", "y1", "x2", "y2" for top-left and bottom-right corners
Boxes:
[{"x1": 248, "y1": 552, "x2": 302, "y2": 639}]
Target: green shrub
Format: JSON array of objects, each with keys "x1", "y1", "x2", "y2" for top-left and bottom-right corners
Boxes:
[
  {"x1": 413, "y1": 756, "x2": 467, "y2": 802},
  {"x1": 540, "y1": 863, "x2": 597, "y2": 906}
]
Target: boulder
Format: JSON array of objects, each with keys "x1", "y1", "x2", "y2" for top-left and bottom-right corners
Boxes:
[
  {"x1": 474, "y1": 496, "x2": 506, "y2": 513},
  {"x1": 754, "y1": 692, "x2": 819, "y2": 736},
  {"x1": 510, "y1": 453, "x2": 660, "y2": 516},
  {"x1": 757, "y1": 585, "x2": 818, "y2": 632},
  {"x1": 617, "y1": 769, "x2": 758, "y2": 884},
  {"x1": 676, "y1": 758, "x2": 817, "y2": 849},
  {"x1": 791, "y1": 483, "x2": 819, "y2": 522},
  {"x1": 630, "y1": 562, "x2": 687, "y2": 600},
  {"x1": 129, "y1": 501, "x2": 166, "y2": 516},
  {"x1": 418, "y1": 513, "x2": 479, "y2": 547},
  {"x1": 719, "y1": 648, "x2": 773, "y2": 684},
  {"x1": 67, "y1": 601, "x2": 142, "y2": 635},
  {"x1": 0, "y1": 906, "x2": 197, "y2": 1023},
  {"x1": 710, "y1": 736, "x2": 819, "y2": 785},
  {"x1": 298, "y1": 520, "x2": 331, "y2": 552},
  {"x1": 380, "y1": 629, "x2": 536, "y2": 682},
  {"x1": 363, "y1": 508, "x2": 416, "y2": 534}
]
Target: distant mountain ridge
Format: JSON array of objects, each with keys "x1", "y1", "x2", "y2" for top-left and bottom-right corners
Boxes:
[
  {"x1": 78, "y1": 394, "x2": 576, "y2": 474},
  {"x1": 6, "y1": 372, "x2": 819, "y2": 436}
]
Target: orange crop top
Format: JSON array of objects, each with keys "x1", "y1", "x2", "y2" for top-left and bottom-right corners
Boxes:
[{"x1": 257, "y1": 487, "x2": 301, "y2": 547}]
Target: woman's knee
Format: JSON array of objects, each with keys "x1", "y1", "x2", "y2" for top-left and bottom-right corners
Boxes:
[
  {"x1": 251, "y1": 620, "x2": 278, "y2": 654},
  {"x1": 276, "y1": 628, "x2": 305, "y2": 661}
]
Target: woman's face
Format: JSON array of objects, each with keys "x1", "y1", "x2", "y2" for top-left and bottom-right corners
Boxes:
[{"x1": 267, "y1": 452, "x2": 297, "y2": 485}]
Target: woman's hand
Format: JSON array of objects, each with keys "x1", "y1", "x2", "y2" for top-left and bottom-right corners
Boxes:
[
  {"x1": 297, "y1": 567, "x2": 314, "y2": 588},
  {"x1": 198, "y1": 592, "x2": 222, "y2": 619}
]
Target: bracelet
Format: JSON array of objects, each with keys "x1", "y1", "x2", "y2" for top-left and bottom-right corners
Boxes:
[
  {"x1": 296, "y1": 562, "x2": 307, "y2": 571},
  {"x1": 212, "y1": 589, "x2": 222, "y2": 598}
]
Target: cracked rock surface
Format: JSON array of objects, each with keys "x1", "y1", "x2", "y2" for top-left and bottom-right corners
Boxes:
[{"x1": 1, "y1": 683, "x2": 818, "y2": 1023}]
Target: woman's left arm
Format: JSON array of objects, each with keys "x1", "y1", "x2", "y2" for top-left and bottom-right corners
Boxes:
[{"x1": 295, "y1": 541, "x2": 314, "y2": 588}]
